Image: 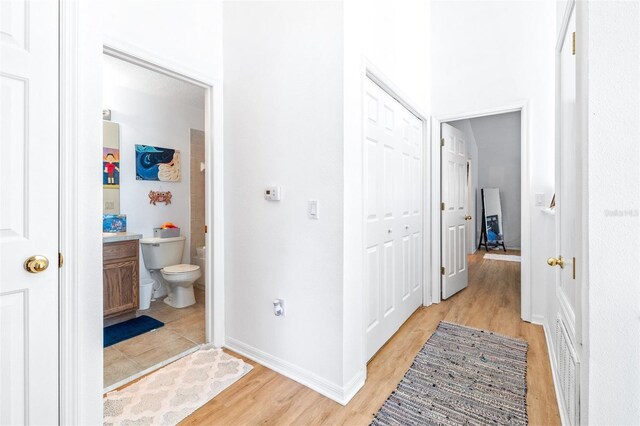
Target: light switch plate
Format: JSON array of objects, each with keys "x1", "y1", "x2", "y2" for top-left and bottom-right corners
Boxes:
[
  {"x1": 308, "y1": 200, "x2": 319, "y2": 219},
  {"x1": 535, "y1": 193, "x2": 545, "y2": 207}
]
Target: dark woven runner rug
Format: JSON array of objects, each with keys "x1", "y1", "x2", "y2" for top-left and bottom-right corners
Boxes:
[{"x1": 371, "y1": 321, "x2": 528, "y2": 425}]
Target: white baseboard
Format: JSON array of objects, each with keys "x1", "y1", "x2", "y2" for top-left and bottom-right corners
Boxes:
[
  {"x1": 531, "y1": 314, "x2": 545, "y2": 326},
  {"x1": 539, "y1": 317, "x2": 569, "y2": 426},
  {"x1": 225, "y1": 336, "x2": 365, "y2": 405},
  {"x1": 342, "y1": 368, "x2": 367, "y2": 404}
]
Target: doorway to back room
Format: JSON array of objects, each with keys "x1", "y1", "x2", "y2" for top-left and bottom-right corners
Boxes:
[{"x1": 441, "y1": 111, "x2": 523, "y2": 302}]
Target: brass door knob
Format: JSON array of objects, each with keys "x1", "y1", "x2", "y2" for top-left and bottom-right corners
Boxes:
[
  {"x1": 464, "y1": 215, "x2": 472, "y2": 221},
  {"x1": 547, "y1": 256, "x2": 565, "y2": 268},
  {"x1": 24, "y1": 255, "x2": 49, "y2": 273}
]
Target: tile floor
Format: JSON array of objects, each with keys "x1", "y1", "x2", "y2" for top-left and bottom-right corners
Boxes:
[{"x1": 103, "y1": 287, "x2": 206, "y2": 389}]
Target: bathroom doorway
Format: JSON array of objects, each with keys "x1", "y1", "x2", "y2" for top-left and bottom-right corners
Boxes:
[{"x1": 101, "y1": 53, "x2": 208, "y2": 391}]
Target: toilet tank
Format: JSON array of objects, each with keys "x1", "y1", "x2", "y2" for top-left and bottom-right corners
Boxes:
[{"x1": 139, "y1": 236, "x2": 185, "y2": 270}]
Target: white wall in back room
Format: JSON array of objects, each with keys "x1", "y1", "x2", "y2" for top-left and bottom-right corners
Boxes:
[
  {"x1": 450, "y1": 112, "x2": 522, "y2": 249},
  {"x1": 103, "y1": 55, "x2": 205, "y2": 279}
]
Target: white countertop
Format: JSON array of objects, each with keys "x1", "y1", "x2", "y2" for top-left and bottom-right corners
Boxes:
[{"x1": 102, "y1": 232, "x2": 143, "y2": 243}]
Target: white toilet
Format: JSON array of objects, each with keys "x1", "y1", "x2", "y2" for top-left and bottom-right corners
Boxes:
[{"x1": 139, "y1": 236, "x2": 201, "y2": 308}]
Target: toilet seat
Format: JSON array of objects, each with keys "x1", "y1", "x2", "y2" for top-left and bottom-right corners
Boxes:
[
  {"x1": 162, "y1": 264, "x2": 200, "y2": 274},
  {"x1": 159, "y1": 264, "x2": 201, "y2": 308}
]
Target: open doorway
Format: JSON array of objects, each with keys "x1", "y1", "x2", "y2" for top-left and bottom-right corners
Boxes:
[
  {"x1": 440, "y1": 111, "x2": 524, "y2": 306},
  {"x1": 101, "y1": 53, "x2": 207, "y2": 391}
]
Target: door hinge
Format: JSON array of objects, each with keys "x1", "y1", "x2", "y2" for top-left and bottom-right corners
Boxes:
[
  {"x1": 441, "y1": 266, "x2": 445, "y2": 275},
  {"x1": 572, "y1": 257, "x2": 576, "y2": 280},
  {"x1": 58, "y1": 252, "x2": 64, "y2": 268},
  {"x1": 441, "y1": 202, "x2": 445, "y2": 211},
  {"x1": 204, "y1": 225, "x2": 208, "y2": 234},
  {"x1": 572, "y1": 31, "x2": 576, "y2": 55},
  {"x1": 441, "y1": 138, "x2": 445, "y2": 147}
]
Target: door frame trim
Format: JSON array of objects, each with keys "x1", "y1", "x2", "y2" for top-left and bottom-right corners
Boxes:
[
  {"x1": 101, "y1": 40, "x2": 225, "y2": 347},
  {"x1": 59, "y1": 2, "x2": 79, "y2": 422},
  {"x1": 429, "y1": 102, "x2": 532, "y2": 322}
]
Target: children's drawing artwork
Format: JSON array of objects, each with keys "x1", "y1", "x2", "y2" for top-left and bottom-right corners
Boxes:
[
  {"x1": 103, "y1": 148, "x2": 120, "y2": 188},
  {"x1": 135, "y1": 144, "x2": 181, "y2": 182},
  {"x1": 148, "y1": 190, "x2": 172, "y2": 206}
]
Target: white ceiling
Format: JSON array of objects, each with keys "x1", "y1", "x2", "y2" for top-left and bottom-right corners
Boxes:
[{"x1": 103, "y1": 54, "x2": 205, "y2": 109}]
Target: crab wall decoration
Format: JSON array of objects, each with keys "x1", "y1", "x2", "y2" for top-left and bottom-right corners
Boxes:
[{"x1": 149, "y1": 190, "x2": 172, "y2": 206}]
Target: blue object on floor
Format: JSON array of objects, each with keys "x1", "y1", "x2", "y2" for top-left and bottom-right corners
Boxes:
[{"x1": 104, "y1": 315, "x2": 164, "y2": 348}]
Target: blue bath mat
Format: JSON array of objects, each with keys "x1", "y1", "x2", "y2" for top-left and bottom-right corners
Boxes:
[{"x1": 104, "y1": 315, "x2": 164, "y2": 348}]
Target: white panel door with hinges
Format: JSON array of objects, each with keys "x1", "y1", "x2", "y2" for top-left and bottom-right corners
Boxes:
[
  {"x1": 556, "y1": 7, "x2": 581, "y2": 344},
  {"x1": 441, "y1": 123, "x2": 469, "y2": 299},
  {"x1": 0, "y1": 0, "x2": 59, "y2": 424},
  {"x1": 364, "y1": 78, "x2": 423, "y2": 360},
  {"x1": 551, "y1": 7, "x2": 582, "y2": 425},
  {"x1": 553, "y1": 10, "x2": 581, "y2": 344}
]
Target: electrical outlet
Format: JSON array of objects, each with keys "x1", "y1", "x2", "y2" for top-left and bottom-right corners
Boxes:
[
  {"x1": 535, "y1": 193, "x2": 546, "y2": 207},
  {"x1": 273, "y1": 299, "x2": 285, "y2": 316}
]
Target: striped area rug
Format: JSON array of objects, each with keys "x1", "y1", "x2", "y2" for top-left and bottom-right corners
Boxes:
[{"x1": 371, "y1": 322, "x2": 528, "y2": 426}]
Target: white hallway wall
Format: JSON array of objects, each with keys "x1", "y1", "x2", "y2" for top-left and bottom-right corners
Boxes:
[
  {"x1": 75, "y1": 1, "x2": 224, "y2": 422},
  {"x1": 431, "y1": 0, "x2": 555, "y2": 319},
  {"x1": 581, "y1": 1, "x2": 640, "y2": 423},
  {"x1": 224, "y1": 0, "x2": 430, "y2": 401},
  {"x1": 223, "y1": 0, "x2": 346, "y2": 391},
  {"x1": 103, "y1": 55, "x2": 205, "y2": 280}
]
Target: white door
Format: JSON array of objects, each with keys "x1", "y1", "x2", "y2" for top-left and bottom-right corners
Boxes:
[
  {"x1": 364, "y1": 78, "x2": 423, "y2": 360},
  {"x1": 0, "y1": 1, "x2": 60, "y2": 424},
  {"x1": 441, "y1": 123, "x2": 469, "y2": 299},
  {"x1": 555, "y1": 9, "x2": 581, "y2": 343}
]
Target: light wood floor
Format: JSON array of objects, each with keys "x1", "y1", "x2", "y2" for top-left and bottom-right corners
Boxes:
[{"x1": 181, "y1": 250, "x2": 559, "y2": 425}]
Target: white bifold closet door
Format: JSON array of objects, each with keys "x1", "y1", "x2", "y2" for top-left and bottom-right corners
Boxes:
[{"x1": 364, "y1": 78, "x2": 423, "y2": 361}]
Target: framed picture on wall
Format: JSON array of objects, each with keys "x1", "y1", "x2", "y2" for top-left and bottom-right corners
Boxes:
[
  {"x1": 135, "y1": 144, "x2": 181, "y2": 182},
  {"x1": 103, "y1": 147, "x2": 120, "y2": 188}
]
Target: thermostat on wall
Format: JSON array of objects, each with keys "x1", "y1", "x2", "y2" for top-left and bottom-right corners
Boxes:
[{"x1": 264, "y1": 186, "x2": 282, "y2": 201}]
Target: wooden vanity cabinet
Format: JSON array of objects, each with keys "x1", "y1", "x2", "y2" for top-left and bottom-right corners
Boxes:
[{"x1": 103, "y1": 240, "x2": 139, "y2": 319}]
